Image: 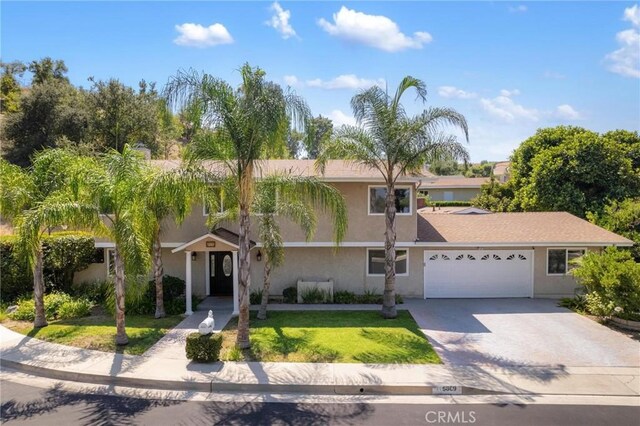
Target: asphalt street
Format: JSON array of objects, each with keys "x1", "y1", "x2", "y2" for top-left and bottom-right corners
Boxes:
[{"x1": 2, "y1": 380, "x2": 639, "y2": 426}]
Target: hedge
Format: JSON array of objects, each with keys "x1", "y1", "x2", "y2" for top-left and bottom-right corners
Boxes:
[
  {"x1": 432, "y1": 201, "x2": 473, "y2": 207},
  {"x1": 0, "y1": 232, "x2": 95, "y2": 303},
  {"x1": 186, "y1": 332, "x2": 223, "y2": 362}
]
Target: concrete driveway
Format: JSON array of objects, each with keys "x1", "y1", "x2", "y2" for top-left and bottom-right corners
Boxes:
[{"x1": 406, "y1": 298, "x2": 640, "y2": 367}]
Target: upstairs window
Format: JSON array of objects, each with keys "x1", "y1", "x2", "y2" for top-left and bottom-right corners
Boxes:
[
  {"x1": 547, "y1": 248, "x2": 585, "y2": 275},
  {"x1": 368, "y1": 186, "x2": 411, "y2": 215}
]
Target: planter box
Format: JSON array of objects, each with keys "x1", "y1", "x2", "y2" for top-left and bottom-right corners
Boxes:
[
  {"x1": 297, "y1": 280, "x2": 334, "y2": 303},
  {"x1": 611, "y1": 316, "x2": 640, "y2": 331}
]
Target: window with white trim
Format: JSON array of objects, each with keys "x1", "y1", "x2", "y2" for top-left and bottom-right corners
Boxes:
[
  {"x1": 547, "y1": 248, "x2": 585, "y2": 275},
  {"x1": 369, "y1": 186, "x2": 411, "y2": 215},
  {"x1": 367, "y1": 249, "x2": 408, "y2": 275}
]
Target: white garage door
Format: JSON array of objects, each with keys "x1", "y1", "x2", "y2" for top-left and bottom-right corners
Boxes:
[{"x1": 424, "y1": 250, "x2": 533, "y2": 298}]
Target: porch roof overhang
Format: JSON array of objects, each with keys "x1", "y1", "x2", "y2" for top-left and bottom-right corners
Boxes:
[{"x1": 171, "y1": 228, "x2": 256, "y2": 253}]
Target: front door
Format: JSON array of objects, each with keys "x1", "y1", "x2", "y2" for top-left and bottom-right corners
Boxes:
[{"x1": 209, "y1": 252, "x2": 234, "y2": 296}]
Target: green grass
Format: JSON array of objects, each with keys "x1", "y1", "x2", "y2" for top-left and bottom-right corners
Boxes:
[
  {"x1": 3, "y1": 314, "x2": 182, "y2": 355},
  {"x1": 219, "y1": 310, "x2": 441, "y2": 364}
]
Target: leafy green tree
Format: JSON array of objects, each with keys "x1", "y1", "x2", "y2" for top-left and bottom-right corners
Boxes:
[
  {"x1": 317, "y1": 76, "x2": 469, "y2": 318},
  {"x1": 2, "y1": 80, "x2": 90, "y2": 166},
  {"x1": 588, "y1": 198, "x2": 640, "y2": 260},
  {"x1": 304, "y1": 115, "x2": 333, "y2": 159},
  {"x1": 511, "y1": 127, "x2": 639, "y2": 217},
  {"x1": 0, "y1": 60, "x2": 26, "y2": 113},
  {"x1": 286, "y1": 128, "x2": 305, "y2": 159},
  {"x1": 87, "y1": 78, "x2": 160, "y2": 154},
  {"x1": 28, "y1": 57, "x2": 69, "y2": 85},
  {"x1": 471, "y1": 178, "x2": 515, "y2": 212},
  {"x1": 464, "y1": 161, "x2": 493, "y2": 178},
  {"x1": 165, "y1": 63, "x2": 310, "y2": 348},
  {"x1": 429, "y1": 158, "x2": 460, "y2": 175}
]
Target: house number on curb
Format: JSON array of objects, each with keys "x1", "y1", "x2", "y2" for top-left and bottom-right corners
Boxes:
[{"x1": 433, "y1": 385, "x2": 462, "y2": 395}]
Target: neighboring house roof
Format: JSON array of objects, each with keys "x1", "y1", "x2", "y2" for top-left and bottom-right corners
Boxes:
[
  {"x1": 417, "y1": 211, "x2": 634, "y2": 245},
  {"x1": 151, "y1": 159, "x2": 434, "y2": 182},
  {"x1": 493, "y1": 161, "x2": 510, "y2": 176},
  {"x1": 420, "y1": 176, "x2": 489, "y2": 189}
]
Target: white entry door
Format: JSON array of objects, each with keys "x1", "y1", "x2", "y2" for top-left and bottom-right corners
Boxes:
[{"x1": 423, "y1": 250, "x2": 533, "y2": 298}]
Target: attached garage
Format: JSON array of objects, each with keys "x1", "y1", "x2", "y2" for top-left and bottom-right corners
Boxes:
[{"x1": 423, "y1": 250, "x2": 533, "y2": 298}]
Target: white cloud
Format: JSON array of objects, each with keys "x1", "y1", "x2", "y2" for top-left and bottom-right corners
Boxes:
[
  {"x1": 283, "y1": 74, "x2": 384, "y2": 90},
  {"x1": 327, "y1": 109, "x2": 356, "y2": 127},
  {"x1": 317, "y1": 6, "x2": 432, "y2": 52},
  {"x1": 605, "y1": 4, "x2": 640, "y2": 78},
  {"x1": 555, "y1": 104, "x2": 582, "y2": 121},
  {"x1": 437, "y1": 86, "x2": 477, "y2": 99},
  {"x1": 283, "y1": 75, "x2": 300, "y2": 86},
  {"x1": 508, "y1": 5, "x2": 528, "y2": 13},
  {"x1": 307, "y1": 74, "x2": 385, "y2": 90},
  {"x1": 624, "y1": 4, "x2": 640, "y2": 26},
  {"x1": 480, "y1": 94, "x2": 539, "y2": 122},
  {"x1": 499, "y1": 89, "x2": 521, "y2": 97},
  {"x1": 174, "y1": 22, "x2": 233, "y2": 47},
  {"x1": 266, "y1": 2, "x2": 297, "y2": 39}
]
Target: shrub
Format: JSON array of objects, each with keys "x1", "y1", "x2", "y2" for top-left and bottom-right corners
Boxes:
[
  {"x1": 282, "y1": 286, "x2": 297, "y2": 304},
  {"x1": 334, "y1": 290, "x2": 357, "y2": 304},
  {"x1": 572, "y1": 247, "x2": 640, "y2": 319},
  {"x1": 57, "y1": 299, "x2": 92, "y2": 319},
  {"x1": 71, "y1": 280, "x2": 110, "y2": 304},
  {"x1": 185, "y1": 332, "x2": 223, "y2": 362},
  {"x1": 301, "y1": 287, "x2": 330, "y2": 304},
  {"x1": 0, "y1": 233, "x2": 95, "y2": 303},
  {"x1": 395, "y1": 294, "x2": 404, "y2": 304},
  {"x1": 8, "y1": 292, "x2": 90, "y2": 321},
  {"x1": 250, "y1": 289, "x2": 263, "y2": 305},
  {"x1": 433, "y1": 201, "x2": 473, "y2": 207},
  {"x1": 356, "y1": 290, "x2": 383, "y2": 304},
  {"x1": 104, "y1": 275, "x2": 187, "y2": 316},
  {"x1": 558, "y1": 296, "x2": 587, "y2": 312}
]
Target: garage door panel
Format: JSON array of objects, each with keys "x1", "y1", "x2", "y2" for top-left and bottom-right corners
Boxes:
[{"x1": 424, "y1": 250, "x2": 533, "y2": 298}]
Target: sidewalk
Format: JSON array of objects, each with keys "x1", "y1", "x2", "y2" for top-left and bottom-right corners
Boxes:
[{"x1": 1, "y1": 325, "x2": 638, "y2": 397}]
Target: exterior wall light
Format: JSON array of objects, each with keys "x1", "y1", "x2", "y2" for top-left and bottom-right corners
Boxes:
[
  {"x1": 256, "y1": 250, "x2": 262, "y2": 262},
  {"x1": 191, "y1": 252, "x2": 197, "y2": 261}
]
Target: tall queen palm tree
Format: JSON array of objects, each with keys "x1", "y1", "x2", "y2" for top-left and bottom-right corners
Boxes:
[
  {"x1": 317, "y1": 77, "x2": 469, "y2": 319},
  {"x1": 164, "y1": 63, "x2": 309, "y2": 349}
]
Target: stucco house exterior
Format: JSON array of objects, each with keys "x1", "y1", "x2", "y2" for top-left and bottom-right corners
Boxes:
[
  {"x1": 419, "y1": 176, "x2": 489, "y2": 202},
  {"x1": 74, "y1": 160, "x2": 633, "y2": 315}
]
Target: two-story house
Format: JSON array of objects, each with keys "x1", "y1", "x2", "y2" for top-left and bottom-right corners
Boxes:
[{"x1": 75, "y1": 160, "x2": 633, "y2": 315}]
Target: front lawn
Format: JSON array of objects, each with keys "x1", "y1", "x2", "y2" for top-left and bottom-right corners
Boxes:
[
  {"x1": 2, "y1": 313, "x2": 182, "y2": 355},
  {"x1": 219, "y1": 310, "x2": 441, "y2": 364}
]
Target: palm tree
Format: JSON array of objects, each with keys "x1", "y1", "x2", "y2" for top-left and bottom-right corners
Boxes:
[
  {"x1": 87, "y1": 144, "x2": 152, "y2": 344},
  {"x1": 0, "y1": 151, "x2": 101, "y2": 328},
  {"x1": 143, "y1": 165, "x2": 206, "y2": 318},
  {"x1": 164, "y1": 63, "x2": 309, "y2": 348},
  {"x1": 317, "y1": 77, "x2": 469, "y2": 319},
  {"x1": 251, "y1": 174, "x2": 347, "y2": 320}
]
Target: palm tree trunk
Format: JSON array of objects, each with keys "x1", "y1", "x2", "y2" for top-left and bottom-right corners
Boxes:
[
  {"x1": 33, "y1": 248, "x2": 48, "y2": 328},
  {"x1": 114, "y1": 246, "x2": 129, "y2": 345},
  {"x1": 257, "y1": 252, "x2": 271, "y2": 320},
  {"x1": 153, "y1": 233, "x2": 165, "y2": 319},
  {"x1": 236, "y1": 203, "x2": 252, "y2": 348},
  {"x1": 381, "y1": 183, "x2": 397, "y2": 319}
]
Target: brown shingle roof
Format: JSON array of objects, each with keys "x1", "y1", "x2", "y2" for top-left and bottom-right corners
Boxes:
[
  {"x1": 417, "y1": 211, "x2": 633, "y2": 245},
  {"x1": 420, "y1": 177, "x2": 489, "y2": 188},
  {"x1": 151, "y1": 159, "x2": 433, "y2": 181}
]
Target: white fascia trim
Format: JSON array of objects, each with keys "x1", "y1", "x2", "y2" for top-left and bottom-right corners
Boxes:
[
  {"x1": 171, "y1": 233, "x2": 239, "y2": 253},
  {"x1": 414, "y1": 241, "x2": 633, "y2": 247},
  {"x1": 420, "y1": 185, "x2": 483, "y2": 189},
  {"x1": 321, "y1": 177, "x2": 422, "y2": 183},
  {"x1": 256, "y1": 241, "x2": 418, "y2": 248},
  {"x1": 95, "y1": 242, "x2": 183, "y2": 248}
]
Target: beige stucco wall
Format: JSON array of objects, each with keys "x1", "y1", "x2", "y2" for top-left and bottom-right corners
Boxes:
[
  {"x1": 425, "y1": 188, "x2": 481, "y2": 202},
  {"x1": 532, "y1": 247, "x2": 597, "y2": 298},
  {"x1": 248, "y1": 246, "x2": 424, "y2": 298},
  {"x1": 156, "y1": 182, "x2": 418, "y2": 245}
]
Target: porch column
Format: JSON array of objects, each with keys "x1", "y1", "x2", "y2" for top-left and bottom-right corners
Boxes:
[
  {"x1": 185, "y1": 251, "x2": 193, "y2": 315},
  {"x1": 232, "y1": 250, "x2": 239, "y2": 316}
]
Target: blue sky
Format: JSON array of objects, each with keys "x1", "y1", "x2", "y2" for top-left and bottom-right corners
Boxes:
[{"x1": 2, "y1": 1, "x2": 639, "y2": 161}]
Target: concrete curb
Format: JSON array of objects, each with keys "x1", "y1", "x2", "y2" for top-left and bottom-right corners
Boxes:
[{"x1": 0, "y1": 358, "x2": 496, "y2": 396}]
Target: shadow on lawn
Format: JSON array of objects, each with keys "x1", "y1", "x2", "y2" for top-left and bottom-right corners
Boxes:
[
  {"x1": 246, "y1": 327, "x2": 340, "y2": 363},
  {"x1": 355, "y1": 328, "x2": 440, "y2": 364}
]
